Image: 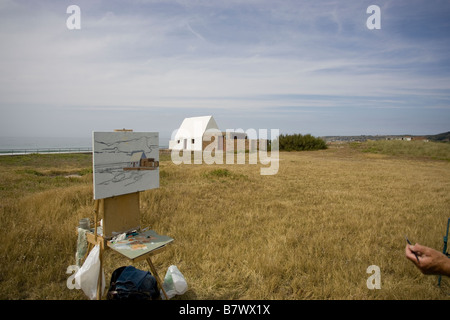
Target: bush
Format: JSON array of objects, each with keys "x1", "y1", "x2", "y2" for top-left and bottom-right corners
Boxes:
[{"x1": 277, "y1": 133, "x2": 327, "y2": 151}]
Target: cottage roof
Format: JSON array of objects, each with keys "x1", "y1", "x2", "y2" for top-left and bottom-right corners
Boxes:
[
  {"x1": 174, "y1": 115, "x2": 219, "y2": 139},
  {"x1": 130, "y1": 151, "x2": 145, "y2": 162}
]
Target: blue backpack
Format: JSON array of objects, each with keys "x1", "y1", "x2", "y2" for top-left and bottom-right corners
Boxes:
[{"x1": 107, "y1": 266, "x2": 160, "y2": 300}]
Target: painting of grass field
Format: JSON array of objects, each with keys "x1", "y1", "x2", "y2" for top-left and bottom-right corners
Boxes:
[{"x1": 0, "y1": 140, "x2": 449, "y2": 300}]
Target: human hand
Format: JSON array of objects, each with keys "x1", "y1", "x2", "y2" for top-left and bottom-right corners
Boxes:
[{"x1": 405, "y1": 243, "x2": 450, "y2": 276}]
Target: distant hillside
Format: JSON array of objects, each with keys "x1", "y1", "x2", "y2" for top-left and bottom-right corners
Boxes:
[
  {"x1": 323, "y1": 131, "x2": 450, "y2": 143},
  {"x1": 426, "y1": 131, "x2": 450, "y2": 142}
]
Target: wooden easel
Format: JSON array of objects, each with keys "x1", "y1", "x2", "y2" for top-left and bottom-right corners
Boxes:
[
  {"x1": 85, "y1": 193, "x2": 170, "y2": 300},
  {"x1": 84, "y1": 129, "x2": 169, "y2": 300}
]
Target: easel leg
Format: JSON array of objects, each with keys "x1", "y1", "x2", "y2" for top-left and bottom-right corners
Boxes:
[
  {"x1": 93, "y1": 199, "x2": 100, "y2": 242},
  {"x1": 93, "y1": 199, "x2": 104, "y2": 300},
  {"x1": 146, "y1": 257, "x2": 169, "y2": 300},
  {"x1": 82, "y1": 199, "x2": 99, "y2": 262}
]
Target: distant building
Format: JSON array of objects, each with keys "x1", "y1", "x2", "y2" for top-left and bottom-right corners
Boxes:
[
  {"x1": 169, "y1": 115, "x2": 265, "y2": 152},
  {"x1": 412, "y1": 136, "x2": 429, "y2": 142},
  {"x1": 169, "y1": 116, "x2": 221, "y2": 152}
]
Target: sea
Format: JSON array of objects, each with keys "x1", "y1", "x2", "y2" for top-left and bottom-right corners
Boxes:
[{"x1": 0, "y1": 136, "x2": 170, "y2": 154}]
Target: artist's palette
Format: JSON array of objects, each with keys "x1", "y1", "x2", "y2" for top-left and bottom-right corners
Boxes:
[
  {"x1": 113, "y1": 234, "x2": 157, "y2": 251},
  {"x1": 107, "y1": 229, "x2": 174, "y2": 260}
]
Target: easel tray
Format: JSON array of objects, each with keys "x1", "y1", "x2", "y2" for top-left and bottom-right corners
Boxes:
[{"x1": 107, "y1": 229, "x2": 174, "y2": 261}]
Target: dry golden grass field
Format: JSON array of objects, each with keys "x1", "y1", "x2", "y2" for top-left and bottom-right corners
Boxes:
[{"x1": 0, "y1": 140, "x2": 449, "y2": 300}]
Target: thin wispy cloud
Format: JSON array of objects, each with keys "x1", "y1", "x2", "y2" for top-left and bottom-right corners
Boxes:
[{"x1": 0, "y1": 0, "x2": 449, "y2": 138}]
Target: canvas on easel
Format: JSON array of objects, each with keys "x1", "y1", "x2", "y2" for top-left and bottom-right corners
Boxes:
[{"x1": 92, "y1": 131, "x2": 159, "y2": 200}]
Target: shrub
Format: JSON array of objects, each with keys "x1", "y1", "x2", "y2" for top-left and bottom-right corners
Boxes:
[{"x1": 276, "y1": 133, "x2": 327, "y2": 151}]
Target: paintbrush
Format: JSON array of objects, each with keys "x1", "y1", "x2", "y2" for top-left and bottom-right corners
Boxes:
[{"x1": 405, "y1": 235, "x2": 420, "y2": 263}]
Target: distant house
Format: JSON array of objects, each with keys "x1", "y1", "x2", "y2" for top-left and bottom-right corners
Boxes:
[
  {"x1": 169, "y1": 115, "x2": 264, "y2": 152},
  {"x1": 169, "y1": 116, "x2": 221, "y2": 152},
  {"x1": 222, "y1": 131, "x2": 266, "y2": 152},
  {"x1": 412, "y1": 136, "x2": 429, "y2": 142}
]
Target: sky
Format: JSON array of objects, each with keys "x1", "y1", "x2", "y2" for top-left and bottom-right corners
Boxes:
[{"x1": 0, "y1": 0, "x2": 449, "y2": 145}]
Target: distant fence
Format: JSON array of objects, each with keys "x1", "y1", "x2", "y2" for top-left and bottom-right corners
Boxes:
[
  {"x1": 0, "y1": 147, "x2": 93, "y2": 156},
  {"x1": 0, "y1": 146, "x2": 169, "y2": 156}
]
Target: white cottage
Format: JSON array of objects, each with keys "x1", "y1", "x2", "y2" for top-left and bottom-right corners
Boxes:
[{"x1": 169, "y1": 116, "x2": 221, "y2": 151}]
